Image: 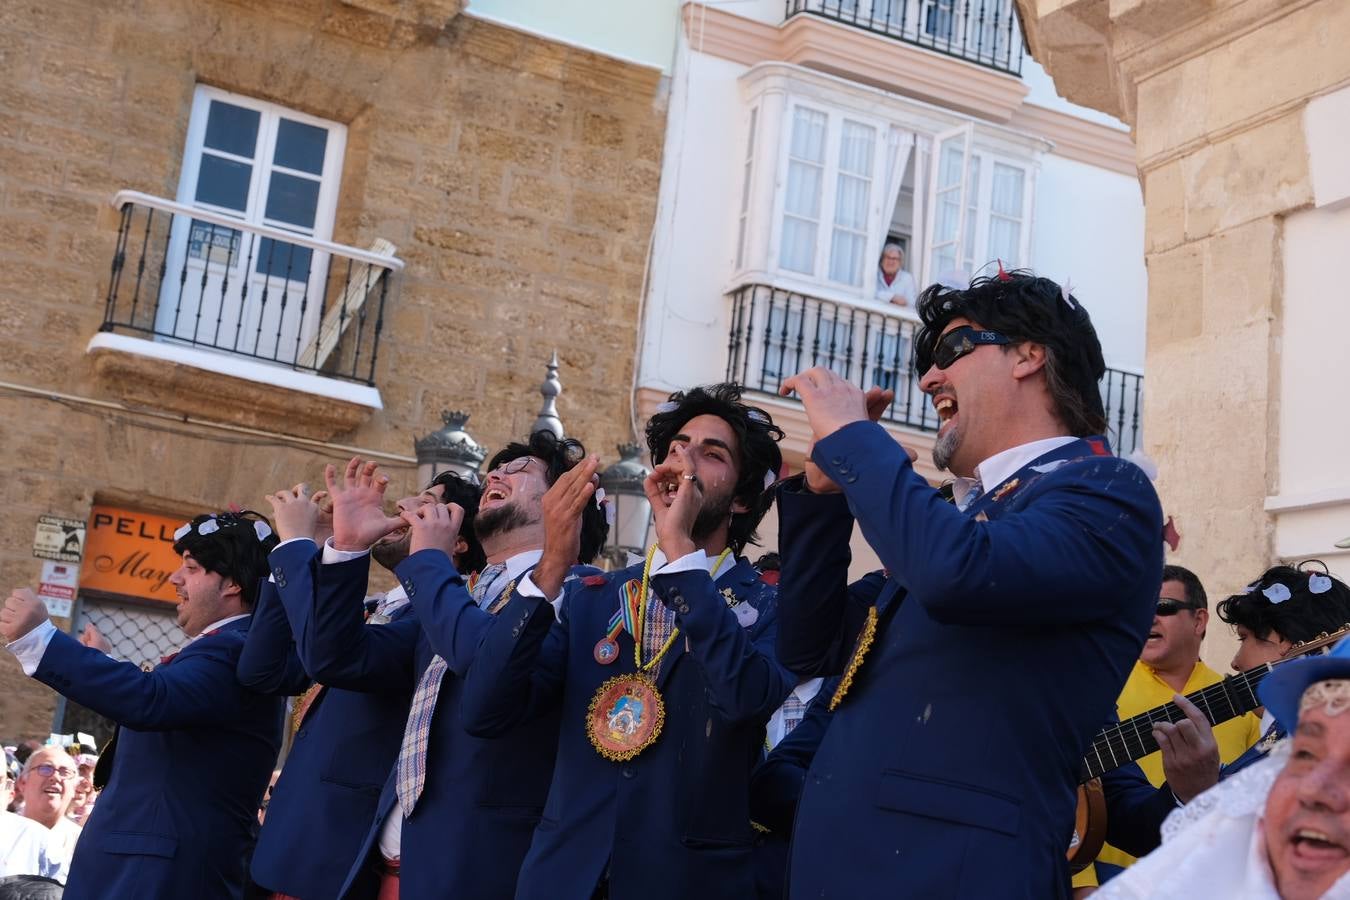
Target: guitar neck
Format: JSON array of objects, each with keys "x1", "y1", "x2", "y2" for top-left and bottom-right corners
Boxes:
[{"x1": 1078, "y1": 665, "x2": 1270, "y2": 783}]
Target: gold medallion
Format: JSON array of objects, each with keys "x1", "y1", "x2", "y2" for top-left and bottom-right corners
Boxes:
[
  {"x1": 587, "y1": 672, "x2": 666, "y2": 761},
  {"x1": 829, "y1": 605, "x2": 879, "y2": 711}
]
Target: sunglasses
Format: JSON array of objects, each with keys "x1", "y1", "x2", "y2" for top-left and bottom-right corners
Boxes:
[
  {"x1": 28, "y1": 763, "x2": 77, "y2": 780},
  {"x1": 916, "y1": 325, "x2": 1011, "y2": 373},
  {"x1": 1156, "y1": 598, "x2": 1202, "y2": 617}
]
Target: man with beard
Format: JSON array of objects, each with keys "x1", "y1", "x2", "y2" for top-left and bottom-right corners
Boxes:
[
  {"x1": 236, "y1": 470, "x2": 484, "y2": 900},
  {"x1": 457, "y1": 384, "x2": 794, "y2": 900},
  {"x1": 775, "y1": 271, "x2": 1163, "y2": 898},
  {"x1": 288, "y1": 432, "x2": 606, "y2": 899},
  {"x1": 1, "y1": 511, "x2": 284, "y2": 899}
]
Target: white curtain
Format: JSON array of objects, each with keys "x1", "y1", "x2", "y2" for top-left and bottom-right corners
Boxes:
[
  {"x1": 987, "y1": 161, "x2": 1024, "y2": 265},
  {"x1": 828, "y1": 120, "x2": 876, "y2": 285},
  {"x1": 780, "y1": 107, "x2": 828, "y2": 274}
]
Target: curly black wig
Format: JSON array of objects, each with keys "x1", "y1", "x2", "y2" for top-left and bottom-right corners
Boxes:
[
  {"x1": 1216, "y1": 562, "x2": 1350, "y2": 645},
  {"x1": 172, "y1": 510, "x2": 279, "y2": 609},
  {"x1": 485, "y1": 430, "x2": 608, "y2": 565}
]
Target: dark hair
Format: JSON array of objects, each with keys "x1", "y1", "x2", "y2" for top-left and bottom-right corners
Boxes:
[
  {"x1": 171, "y1": 510, "x2": 279, "y2": 609},
  {"x1": 754, "y1": 552, "x2": 781, "y2": 573},
  {"x1": 1216, "y1": 562, "x2": 1350, "y2": 645},
  {"x1": 644, "y1": 383, "x2": 784, "y2": 554},
  {"x1": 427, "y1": 471, "x2": 487, "y2": 574},
  {"x1": 485, "y1": 430, "x2": 608, "y2": 565},
  {"x1": 1162, "y1": 564, "x2": 1208, "y2": 610},
  {"x1": 913, "y1": 270, "x2": 1107, "y2": 436}
]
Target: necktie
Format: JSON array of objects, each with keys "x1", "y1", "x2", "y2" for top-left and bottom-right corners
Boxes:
[
  {"x1": 395, "y1": 563, "x2": 508, "y2": 814},
  {"x1": 780, "y1": 692, "x2": 807, "y2": 736},
  {"x1": 957, "y1": 477, "x2": 984, "y2": 513}
]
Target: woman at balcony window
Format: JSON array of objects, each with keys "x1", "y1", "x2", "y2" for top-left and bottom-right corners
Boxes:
[{"x1": 875, "y1": 243, "x2": 917, "y2": 307}]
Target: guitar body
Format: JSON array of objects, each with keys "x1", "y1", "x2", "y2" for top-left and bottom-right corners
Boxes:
[{"x1": 1067, "y1": 779, "x2": 1106, "y2": 874}]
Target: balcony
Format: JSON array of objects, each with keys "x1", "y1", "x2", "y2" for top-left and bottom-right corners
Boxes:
[
  {"x1": 90, "y1": 191, "x2": 403, "y2": 438},
  {"x1": 785, "y1": 0, "x2": 1025, "y2": 76},
  {"x1": 725, "y1": 283, "x2": 1144, "y2": 454}
]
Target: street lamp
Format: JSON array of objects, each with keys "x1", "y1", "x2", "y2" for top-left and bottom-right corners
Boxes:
[
  {"x1": 414, "y1": 410, "x2": 487, "y2": 487},
  {"x1": 599, "y1": 442, "x2": 652, "y2": 569}
]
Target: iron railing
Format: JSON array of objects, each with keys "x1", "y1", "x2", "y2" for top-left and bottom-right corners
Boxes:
[
  {"x1": 785, "y1": 0, "x2": 1025, "y2": 76},
  {"x1": 100, "y1": 191, "x2": 403, "y2": 385},
  {"x1": 726, "y1": 283, "x2": 1144, "y2": 453}
]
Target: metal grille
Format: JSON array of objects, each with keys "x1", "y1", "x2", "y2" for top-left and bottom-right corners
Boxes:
[{"x1": 58, "y1": 598, "x2": 183, "y2": 746}]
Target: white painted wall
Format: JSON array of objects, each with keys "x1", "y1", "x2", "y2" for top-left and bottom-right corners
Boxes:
[
  {"x1": 467, "y1": 0, "x2": 682, "y2": 71},
  {"x1": 1031, "y1": 154, "x2": 1147, "y2": 370}
]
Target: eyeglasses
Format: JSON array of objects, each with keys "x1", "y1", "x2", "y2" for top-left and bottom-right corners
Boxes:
[
  {"x1": 485, "y1": 457, "x2": 537, "y2": 480},
  {"x1": 1156, "y1": 598, "x2": 1203, "y2": 617},
  {"x1": 916, "y1": 325, "x2": 1011, "y2": 373},
  {"x1": 28, "y1": 764, "x2": 77, "y2": 780}
]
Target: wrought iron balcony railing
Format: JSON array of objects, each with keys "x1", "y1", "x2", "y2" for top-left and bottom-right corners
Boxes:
[
  {"x1": 726, "y1": 283, "x2": 1144, "y2": 454},
  {"x1": 101, "y1": 191, "x2": 403, "y2": 385},
  {"x1": 786, "y1": 0, "x2": 1025, "y2": 76}
]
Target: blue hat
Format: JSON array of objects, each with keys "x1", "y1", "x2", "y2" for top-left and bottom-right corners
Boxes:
[{"x1": 1259, "y1": 635, "x2": 1350, "y2": 732}]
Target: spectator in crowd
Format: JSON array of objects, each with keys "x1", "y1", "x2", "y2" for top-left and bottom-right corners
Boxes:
[
  {"x1": 1093, "y1": 636, "x2": 1350, "y2": 899},
  {"x1": 65, "y1": 755, "x2": 96, "y2": 829},
  {"x1": 1214, "y1": 563, "x2": 1350, "y2": 777},
  {"x1": 0, "y1": 509, "x2": 285, "y2": 900},
  {"x1": 1, "y1": 756, "x2": 17, "y2": 814},
  {"x1": 875, "y1": 243, "x2": 917, "y2": 307},
  {"x1": 14, "y1": 749, "x2": 79, "y2": 885},
  {"x1": 1075, "y1": 565, "x2": 1264, "y2": 890},
  {"x1": 0, "y1": 772, "x2": 52, "y2": 881}
]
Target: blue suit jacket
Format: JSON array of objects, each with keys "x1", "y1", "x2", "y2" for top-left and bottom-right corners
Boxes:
[
  {"x1": 778, "y1": 424, "x2": 1163, "y2": 900},
  {"x1": 293, "y1": 548, "x2": 564, "y2": 900},
  {"x1": 458, "y1": 556, "x2": 794, "y2": 900},
  {"x1": 32, "y1": 618, "x2": 283, "y2": 900},
  {"x1": 236, "y1": 540, "x2": 415, "y2": 900}
]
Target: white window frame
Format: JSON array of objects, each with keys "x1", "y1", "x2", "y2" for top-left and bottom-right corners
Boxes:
[
  {"x1": 769, "y1": 101, "x2": 892, "y2": 292},
  {"x1": 159, "y1": 85, "x2": 347, "y2": 361}
]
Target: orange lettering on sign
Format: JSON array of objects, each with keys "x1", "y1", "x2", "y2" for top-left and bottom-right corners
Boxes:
[{"x1": 79, "y1": 506, "x2": 185, "y2": 604}]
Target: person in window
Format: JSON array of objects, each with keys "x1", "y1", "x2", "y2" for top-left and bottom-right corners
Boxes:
[{"x1": 875, "y1": 243, "x2": 917, "y2": 306}]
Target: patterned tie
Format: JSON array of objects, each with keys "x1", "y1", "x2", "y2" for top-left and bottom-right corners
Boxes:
[
  {"x1": 956, "y1": 477, "x2": 984, "y2": 513},
  {"x1": 780, "y1": 692, "x2": 807, "y2": 737},
  {"x1": 395, "y1": 564, "x2": 507, "y2": 814}
]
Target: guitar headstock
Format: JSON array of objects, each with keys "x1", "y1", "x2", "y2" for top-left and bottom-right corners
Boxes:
[{"x1": 1282, "y1": 624, "x2": 1350, "y2": 659}]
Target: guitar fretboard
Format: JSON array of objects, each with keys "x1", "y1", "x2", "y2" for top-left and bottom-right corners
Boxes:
[{"x1": 1078, "y1": 664, "x2": 1271, "y2": 783}]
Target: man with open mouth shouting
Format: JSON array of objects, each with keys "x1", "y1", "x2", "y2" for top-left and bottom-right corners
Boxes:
[
  {"x1": 278, "y1": 431, "x2": 605, "y2": 900},
  {"x1": 454, "y1": 383, "x2": 794, "y2": 900},
  {"x1": 775, "y1": 270, "x2": 1163, "y2": 899}
]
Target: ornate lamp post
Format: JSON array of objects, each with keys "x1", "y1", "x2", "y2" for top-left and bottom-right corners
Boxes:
[
  {"x1": 414, "y1": 410, "x2": 487, "y2": 487},
  {"x1": 599, "y1": 442, "x2": 652, "y2": 569}
]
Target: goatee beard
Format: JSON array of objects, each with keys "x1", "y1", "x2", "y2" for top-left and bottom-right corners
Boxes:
[
  {"x1": 371, "y1": 532, "x2": 410, "y2": 571},
  {"x1": 690, "y1": 492, "x2": 734, "y2": 545},
  {"x1": 933, "y1": 425, "x2": 960, "y2": 472},
  {"x1": 476, "y1": 502, "x2": 535, "y2": 543}
]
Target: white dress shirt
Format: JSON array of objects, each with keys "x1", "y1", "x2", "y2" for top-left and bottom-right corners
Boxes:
[{"x1": 949, "y1": 435, "x2": 1079, "y2": 511}]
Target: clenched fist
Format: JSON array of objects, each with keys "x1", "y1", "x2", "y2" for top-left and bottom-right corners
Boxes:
[{"x1": 0, "y1": 588, "x2": 50, "y2": 644}]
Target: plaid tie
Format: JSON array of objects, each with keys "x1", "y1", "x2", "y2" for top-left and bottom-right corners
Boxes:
[
  {"x1": 956, "y1": 477, "x2": 984, "y2": 513},
  {"x1": 395, "y1": 564, "x2": 506, "y2": 814},
  {"x1": 780, "y1": 692, "x2": 807, "y2": 736}
]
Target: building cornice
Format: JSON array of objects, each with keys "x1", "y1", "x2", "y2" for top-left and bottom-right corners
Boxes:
[{"x1": 683, "y1": 2, "x2": 1135, "y2": 176}]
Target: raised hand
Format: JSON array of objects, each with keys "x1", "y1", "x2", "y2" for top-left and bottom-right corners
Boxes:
[
  {"x1": 401, "y1": 502, "x2": 464, "y2": 559},
  {"x1": 264, "y1": 482, "x2": 325, "y2": 543},
  {"x1": 779, "y1": 367, "x2": 869, "y2": 443},
  {"x1": 324, "y1": 457, "x2": 406, "y2": 552},
  {"x1": 79, "y1": 623, "x2": 112, "y2": 654},
  {"x1": 643, "y1": 443, "x2": 700, "y2": 558},
  {"x1": 533, "y1": 456, "x2": 600, "y2": 601},
  {"x1": 0, "y1": 588, "x2": 50, "y2": 644},
  {"x1": 1154, "y1": 693, "x2": 1221, "y2": 803}
]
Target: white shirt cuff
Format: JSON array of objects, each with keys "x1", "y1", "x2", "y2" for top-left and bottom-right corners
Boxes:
[
  {"x1": 516, "y1": 572, "x2": 567, "y2": 622},
  {"x1": 322, "y1": 536, "x2": 371, "y2": 565},
  {"x1": 652, "y1": 549, "x2": 708, "y2": 577},
  {"x1": 6, "y1": 619, "x2": 58, "y2": 676}
]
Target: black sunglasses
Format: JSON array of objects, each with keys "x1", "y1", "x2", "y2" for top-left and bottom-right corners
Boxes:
[
  {"x1": 1156, "y1": 598, "x2": 1202, "y2": 617},
  {"x1": 916, "y1": 325, "x2": 1011, "y2": 373}
]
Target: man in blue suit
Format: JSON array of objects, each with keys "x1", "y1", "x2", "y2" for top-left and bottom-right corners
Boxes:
[
  {"x1": 237, "y1": 469, "x2": 485, "y2": 900},
  {"x1": 1, "y1": 510, "x2": 284, "y2": 900},
  {"x1": 458, "y1": 384, "x2": 795, "y2": 900},
  {"x1": 776, "y1": 271, "x2": 1164, "y2": 898},
  {"x1": 292, "y1": 434, "x2": 607, "y2": 899}
]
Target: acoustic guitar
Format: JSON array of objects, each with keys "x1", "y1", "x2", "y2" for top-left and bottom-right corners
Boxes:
[{"x1": 1066, "y1": 625, "x2": 1350, "y2": 872}]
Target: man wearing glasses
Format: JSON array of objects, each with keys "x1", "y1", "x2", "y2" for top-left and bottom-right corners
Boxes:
[
  {"x1": 13, "y1": 747, "x2": 80, "y2": 883},
  {"x1": 776, "y1": 270, "x2": 1164, "y2": 898}
]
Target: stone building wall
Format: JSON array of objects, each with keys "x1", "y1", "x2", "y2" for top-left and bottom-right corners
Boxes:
[
  {"x1": 0, "y1": 0, "x2": 667, "y2": 739},
  {"x1": 1016, "y1": 0, "x2": 1350, "y2": 671}
]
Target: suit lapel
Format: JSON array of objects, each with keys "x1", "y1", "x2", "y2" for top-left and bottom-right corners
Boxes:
[
  {"x1": 964, "y1": 437, "x2": 1104, "y2": 519},
  {"x1": 654, "y1": 558, "x2": 756, "y2": 691}
]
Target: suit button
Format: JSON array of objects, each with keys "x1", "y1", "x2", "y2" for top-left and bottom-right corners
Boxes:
[
  {"x1": 622, "y1": 766, "x2": 635, "y2": 779},
  {"x1": 831, "y1": 457, "x2": 843, "y2": 466},
  {"x1": 845, "y1": 475, "x2": 858, "y2": 484},
  {"x1": 277, "y1": 577, "x2": 287, "y2": 587},
  {"x1": 296, "y1": 729, "x2": 307, "y2": 739},
  {"x1": 272, "y1": 567, "x2": 283, "y2": 578},
  {"x1": 678, "y1": 604, "x2": 690, "y2": 615},
  {"x1": 511, "y1": 628, "x2": 521, "y2": 638}
]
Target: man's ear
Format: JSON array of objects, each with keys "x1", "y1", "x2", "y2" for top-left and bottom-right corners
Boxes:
[
  {"x1": 454, "y1": 536, "x2": 468, "y2": 557},
  {"x1": 730, "y1": 497, "x2": 750, "y2": 516},
  {"x1": 221, "y1": 576, "x2": 244, "y2": 604},
  {"x1": 1011, "y1": 341, "x2": 1048, "y2": 381},
  {"x1": 1194, "y1": 607, "x2": 1209, "y2": 641}
]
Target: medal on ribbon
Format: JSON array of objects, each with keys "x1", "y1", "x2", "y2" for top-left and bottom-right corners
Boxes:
[
  {"x1": 829, "y1": 605, "x2": 878, "y2": 711},
  {"x1": 585, "y1": 545, "x2": 731, "y2": 761}
]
